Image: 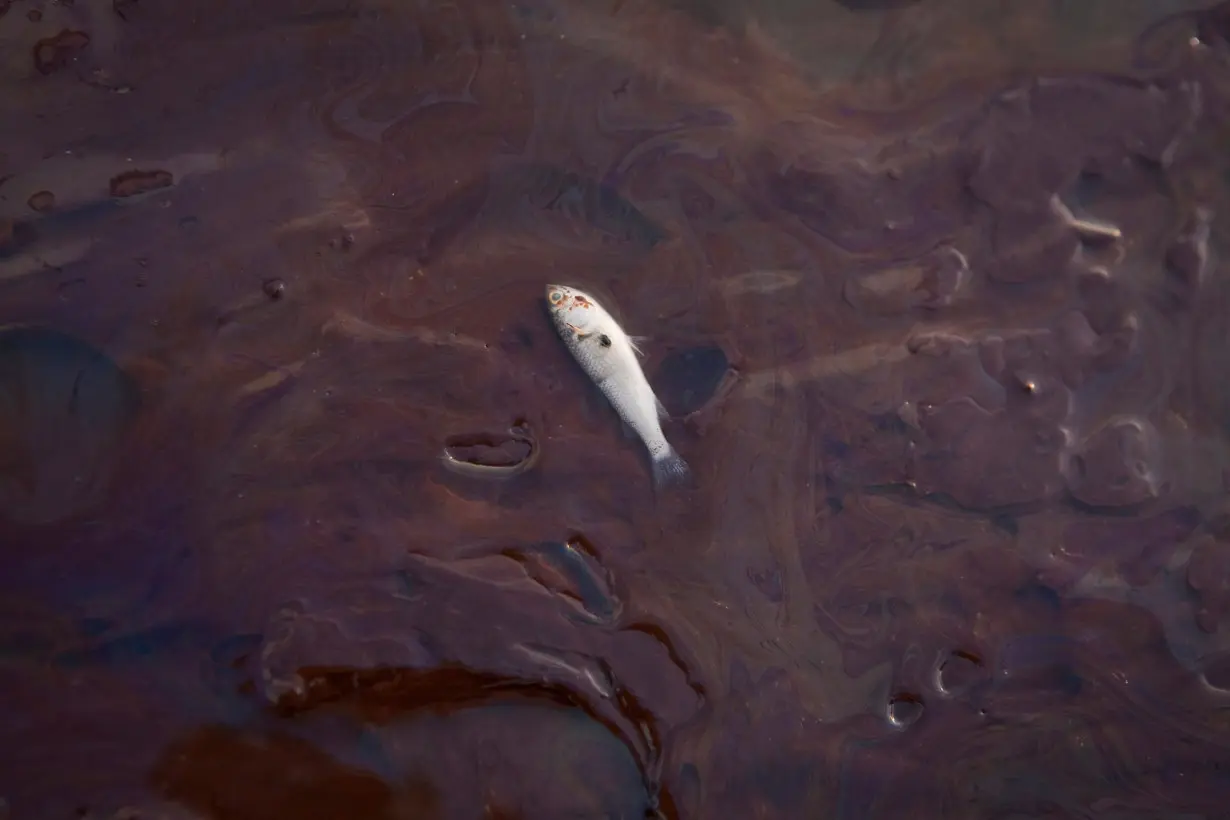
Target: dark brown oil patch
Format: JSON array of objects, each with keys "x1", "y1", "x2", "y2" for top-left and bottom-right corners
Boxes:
[
  {"x1": 151, "y1": 726, "x2": 407, "y2": 820},
  {"x1": 444, "y1": 433, "x2": 533, "y2": 469},
  {"x1": 112, "y1": 0, "x2": 141, "y2": 22},
  {"x1": 3, "y1": 2, "x2": 1230, "y2": 819},
  {"x1": 109, "y1": 169, "x2": 174, "y2": 198},
  {"x1": 33, "y1": 30, "x2": 90, "y2": 76},
  {"x1": 26, "y1": 191, "x2": 55, "y2": 213}
]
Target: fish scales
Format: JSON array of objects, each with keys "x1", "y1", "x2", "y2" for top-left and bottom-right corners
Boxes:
[{"x1": 544, "y1": 284, "x2": 691, "y2": 489}]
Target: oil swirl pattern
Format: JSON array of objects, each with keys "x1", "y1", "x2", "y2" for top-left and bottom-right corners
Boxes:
[{"x1": 2, "y1": 0, "x2": 1230, "y2": 818}]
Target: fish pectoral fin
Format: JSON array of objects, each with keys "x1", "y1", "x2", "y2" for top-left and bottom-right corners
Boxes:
[
  {"x1": 655, "y1": 395, "x2": 669, "y2": 419},
  {"x1": 627, "y1": 335, "x2": 649, "y2": 356}
]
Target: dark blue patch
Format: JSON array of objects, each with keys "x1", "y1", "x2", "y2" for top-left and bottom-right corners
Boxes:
[
  {"x1": 53, "y1": 620, "x2": 216, "y2": 667},
  {"x1": 653, "y1": 345, "x2": 729, "y2": 417},
  {"x1": 523, "y1": 164, "x2": 666, "y2": 249}
]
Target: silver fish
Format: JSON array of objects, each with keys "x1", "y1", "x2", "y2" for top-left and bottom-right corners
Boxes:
[{"x1": 545, "y1": 284, "x2": 691, "y2": 488}]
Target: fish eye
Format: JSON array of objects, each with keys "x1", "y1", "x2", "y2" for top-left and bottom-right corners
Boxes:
[
  {"x1": 548, "y1": 290, "x2": 563, "y2": 304},
  {"x1": 599, "y1": 334, "x2": 612, "y2": 348}
]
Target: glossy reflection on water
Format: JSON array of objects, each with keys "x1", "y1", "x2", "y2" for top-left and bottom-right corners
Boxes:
[{"x1": 3, "y1": 0, "x2": 1230, "y2": 818}]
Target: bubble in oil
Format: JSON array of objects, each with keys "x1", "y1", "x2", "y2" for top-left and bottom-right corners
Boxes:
[{"x1": 886, "y1": 692, "x2": 924, "y2": 729}]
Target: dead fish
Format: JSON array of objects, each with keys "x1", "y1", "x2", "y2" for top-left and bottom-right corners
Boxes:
[{"x1": 545, "y1": 284, "x2": 690, "y2": 489}]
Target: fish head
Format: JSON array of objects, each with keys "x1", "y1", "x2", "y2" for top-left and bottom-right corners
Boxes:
[{"x1": 545, "y1": 284, "x2": 603, "y2": 337}]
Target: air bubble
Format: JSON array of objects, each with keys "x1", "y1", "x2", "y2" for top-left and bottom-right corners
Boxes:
[
  {"x1": 934, "y1": 650, "x2": 986, "y2": 697},
  {"x1": 886, "y1": 692, "x2": 924, "y2": 728}
]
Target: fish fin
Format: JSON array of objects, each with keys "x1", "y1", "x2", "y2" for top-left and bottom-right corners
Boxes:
[
  {"x1": 627, "y1": 335, "x2": 649, "y2": 356},
  {"x1": 619, "y1": 420, "x2": 637, "y2": 440},
  {"x1": 654, "y1": 394, "x2": 669, "y2": 420},
  {"x1": 651, "y1": 447, "x2": 691, "y2": 490}
]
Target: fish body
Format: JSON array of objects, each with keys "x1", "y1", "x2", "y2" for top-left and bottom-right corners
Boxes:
[{"x1": 544, "y1": 284, "x2": 690, "y2": 488}]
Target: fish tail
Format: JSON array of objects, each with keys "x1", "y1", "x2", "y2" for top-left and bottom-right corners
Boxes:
[{"x1": 651, "y1": 446, "x2": 691, "y2": 490}]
